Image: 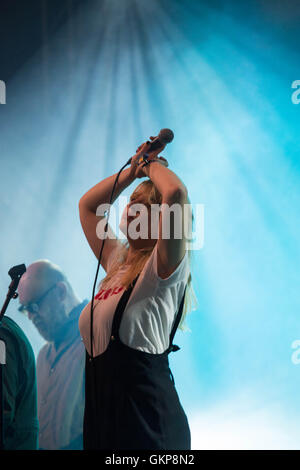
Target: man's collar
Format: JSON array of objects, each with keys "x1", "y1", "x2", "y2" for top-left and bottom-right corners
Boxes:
[
  {"x1": 67, "y1": 299, "x2": 89, "y2": 321},
  {"x1": 53, "y1": 299, "x2": 89, "y2": 350}
]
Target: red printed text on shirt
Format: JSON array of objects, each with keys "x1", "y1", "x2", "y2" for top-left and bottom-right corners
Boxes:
[{"x1": 94, "y1": 286, "x2": 124, "y2": 301}]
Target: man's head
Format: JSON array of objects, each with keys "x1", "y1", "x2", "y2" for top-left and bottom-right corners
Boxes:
[{"x1": 18, "y1": 260, "x2": 79, "y2": 342}]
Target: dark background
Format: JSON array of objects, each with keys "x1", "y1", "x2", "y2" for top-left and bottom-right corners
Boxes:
[{"x1": 1, "y1": 0, "x2": 300, "y2": 82}]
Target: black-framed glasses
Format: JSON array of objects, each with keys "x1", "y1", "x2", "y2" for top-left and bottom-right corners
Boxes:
[{"x1": 18, "y1": 283, "x2": 57, "y2": 315}]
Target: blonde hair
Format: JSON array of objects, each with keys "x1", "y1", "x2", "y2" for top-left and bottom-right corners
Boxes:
[{"x1": 99, "y1": 179, "x2": 198, "y2": 332}]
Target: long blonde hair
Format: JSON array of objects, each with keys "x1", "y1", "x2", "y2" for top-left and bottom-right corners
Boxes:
[{"x1": 99, "y1": 179, "x2": 198, "y2": 332}]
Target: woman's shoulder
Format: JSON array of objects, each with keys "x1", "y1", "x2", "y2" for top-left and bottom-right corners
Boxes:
[{"x1": 141, "y1": 244, "x2": 190, "y2": 288}]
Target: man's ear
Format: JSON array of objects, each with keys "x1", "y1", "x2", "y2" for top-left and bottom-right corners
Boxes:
[{"x1": 56, "y1": 281, "x2": 67, "y2": 301}]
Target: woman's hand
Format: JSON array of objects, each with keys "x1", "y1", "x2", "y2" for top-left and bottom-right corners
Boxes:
[{"x1": 129, "y1": 137, "x2": 168, "y2": 179}]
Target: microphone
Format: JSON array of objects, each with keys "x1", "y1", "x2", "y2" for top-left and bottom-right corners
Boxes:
[{"x1": 127, "y1": 128, "x2": 174, "y2": 165}]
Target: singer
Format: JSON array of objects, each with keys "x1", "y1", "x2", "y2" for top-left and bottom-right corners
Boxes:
[{"x1": 78, "y1": 136, "x2": 195, "y2": 450}]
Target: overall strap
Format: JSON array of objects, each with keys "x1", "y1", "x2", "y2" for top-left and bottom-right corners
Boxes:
[
  {"x1": 167, "y1": 284, "x2": 187, "y2": 354},
  {"x1": 111, "y1": 275, "x2": 140, "y2": 339}
]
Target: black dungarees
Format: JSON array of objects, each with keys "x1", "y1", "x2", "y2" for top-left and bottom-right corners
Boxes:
[{"x1": 83, "y1": 274, "x2": 191, "y2": 450}]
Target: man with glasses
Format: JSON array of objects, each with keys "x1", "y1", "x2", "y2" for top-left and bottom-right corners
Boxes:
[{"x1": 18, "y1": 260, "x2": 88, "y2": 450}]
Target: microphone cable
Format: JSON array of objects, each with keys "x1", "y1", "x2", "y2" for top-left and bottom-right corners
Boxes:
[{"x1": 89, "y1": 160, "x2": 130, "y2": 360}]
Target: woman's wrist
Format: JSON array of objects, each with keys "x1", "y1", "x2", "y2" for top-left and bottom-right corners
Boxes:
[{"x1": 141, "y1": 159, "x2": 160, "y2": 177}]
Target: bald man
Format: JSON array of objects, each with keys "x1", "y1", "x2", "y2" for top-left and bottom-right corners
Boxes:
[{"x1": 18, "y1": 260, "x2": 88, "y2": 450}]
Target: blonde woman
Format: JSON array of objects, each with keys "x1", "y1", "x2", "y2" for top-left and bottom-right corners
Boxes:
[{"x1": 78, "y1": 137, "x2": 196, "y2": 450}]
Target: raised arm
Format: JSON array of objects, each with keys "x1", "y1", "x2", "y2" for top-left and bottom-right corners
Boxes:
[
  {"x1": 78, "y1": 167, "x2": 135, "y2": 272},
  {"x1": 137, "y1": 141, "x2": 190, "y2": 279}
]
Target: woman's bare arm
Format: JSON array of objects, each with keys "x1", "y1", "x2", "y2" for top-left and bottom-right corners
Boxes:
[
  {"x1": 79, "y1": 167, "x2": 135, "y2": 271},
  {"x1": 139, "y1": 143, "x2": 189, "y2": 279}
]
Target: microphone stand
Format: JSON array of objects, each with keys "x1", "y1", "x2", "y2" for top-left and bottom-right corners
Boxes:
[{"x1": 0, "y1": 264, "x2": 26, "y2": 450}]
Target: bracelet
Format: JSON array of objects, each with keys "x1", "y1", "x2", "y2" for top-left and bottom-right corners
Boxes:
[
  {"x1": 137, "y1": 153, "x2": 149, "y2": 166},
  {"x1": 140, "y1": 153, "x2": 149, "y2": 167},
  {"x1": 142, "y1": 159, "x2": 160, "y2": 168},
  {"x1": 140, "y1": 154, "x2": 160, "y2": 168}
]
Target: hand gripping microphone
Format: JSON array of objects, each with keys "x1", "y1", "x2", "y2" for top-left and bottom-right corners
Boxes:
[{"x1": 126, "y1": 128, "x2": 174, "y2": 165}]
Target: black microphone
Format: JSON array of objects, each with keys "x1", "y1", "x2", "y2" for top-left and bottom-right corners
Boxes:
[{"x1": 127, "y1": 128, "x2": 174, "y2": 165}]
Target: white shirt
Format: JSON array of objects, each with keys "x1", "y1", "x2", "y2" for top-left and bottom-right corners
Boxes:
[
  {"x1": 78, "y1": 244, "x2": 190, "y2": 357},
  {"x1": 37, "y1": 302, "x2": 87, "y2": 450}
]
